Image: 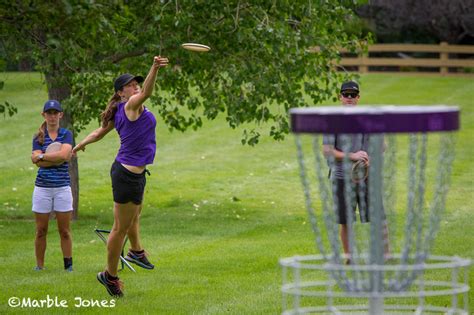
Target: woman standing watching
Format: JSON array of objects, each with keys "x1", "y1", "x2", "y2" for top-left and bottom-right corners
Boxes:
[
  {"x1": 31, "y1": 100, "x2": 74, "y2": 272},
  {"x1": 73, "y1": 56, "x2": 169, "y2": 297}
]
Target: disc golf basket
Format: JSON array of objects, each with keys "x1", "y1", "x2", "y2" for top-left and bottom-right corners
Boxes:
[
  {"x1": 280, "y1": 106, "x2": 471, "y2": 314},
  {"x1": 95, "y1": 228, "x2": 136, "y2": 272}
]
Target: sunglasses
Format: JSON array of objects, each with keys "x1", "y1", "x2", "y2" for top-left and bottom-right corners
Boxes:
[{"x1": 341, "y1": 92, "x2": 359, "y2": 98}]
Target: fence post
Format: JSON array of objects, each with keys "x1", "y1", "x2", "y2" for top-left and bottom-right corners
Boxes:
[
  {"x1": 359, "y1": 53, "x2": 368, "y2": 73},
  {"x1": 440, "y1": 42, "x2": 448, "y2": 75}
]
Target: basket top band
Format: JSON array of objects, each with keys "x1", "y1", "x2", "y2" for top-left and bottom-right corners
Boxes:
[{"x1": 290, "y1": 105, "x2": 459, "y2": 134}]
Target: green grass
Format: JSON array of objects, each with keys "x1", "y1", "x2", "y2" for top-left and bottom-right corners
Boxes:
[{"x1": 0, "y1": 72, "x2": 473, "y2": 314}]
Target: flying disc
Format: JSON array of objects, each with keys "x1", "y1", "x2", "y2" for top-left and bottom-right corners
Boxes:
[
  {"x1": 351, "y1": 159, "x2": 368, "y2": 183},
  {"x1": 45, "y1": 142, "x2": 62, "y2": 153},
  {"x1": 181, "y1": 43, "x2": 211, "y2": 52}
]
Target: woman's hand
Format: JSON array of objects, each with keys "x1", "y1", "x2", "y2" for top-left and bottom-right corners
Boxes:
[
  {"x1": 153, "y1": 56, "x2": 169, "y2": 68},
  {"x1": 31, "y1": 153, "x2": 42, "y2": 164},
  {"x1": 72, "y1": 143, "x2": 85, "y2": 156}
]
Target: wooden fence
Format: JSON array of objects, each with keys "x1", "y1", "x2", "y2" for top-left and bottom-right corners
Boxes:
[{"x1": 328, "y1": 42, "x2": 474, "y2": 75}]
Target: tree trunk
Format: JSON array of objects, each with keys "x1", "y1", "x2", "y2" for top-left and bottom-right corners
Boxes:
[
  {"x1": 61, "y1": 112, "x2": 79, "y2": 221},
  {"x1": 46, "y1": 74, "x2": 79, "y2": 220},
  {"x1": 18, "y1": 58, "x2": 34, "y2": 71}
]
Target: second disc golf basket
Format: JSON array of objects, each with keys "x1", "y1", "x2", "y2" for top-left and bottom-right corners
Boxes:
[{"x1": 280, "y1": 106, "x2": 471, "y2": 314}]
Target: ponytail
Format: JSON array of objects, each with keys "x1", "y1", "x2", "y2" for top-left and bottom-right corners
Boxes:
[
  {"x1": 100, "y1": 93, "x2": 121, "y2": 127},
  {"x1": 34, "y1": 121, "x2": 47, "y2": 145}
]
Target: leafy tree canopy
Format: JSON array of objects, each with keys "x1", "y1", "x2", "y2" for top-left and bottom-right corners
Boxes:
[
  {"x1": 357, "y1": 0, "x2": 474, "y2": 44},
  {"x1": 1, "y1": 1, "x2": 368, "y2": 144}
]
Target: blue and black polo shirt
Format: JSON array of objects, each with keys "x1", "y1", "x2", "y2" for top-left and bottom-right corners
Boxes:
[{"x1": 32, "y1": 128, "x2": 73, "y2": 188}]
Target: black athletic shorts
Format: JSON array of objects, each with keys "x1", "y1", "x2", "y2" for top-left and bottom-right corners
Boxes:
[
  {"x1": 110, "y1": 160, "x2": 147, "y2": 205},
  {"x1": 332, "y1": 178, "x2": 385, "y2": 225}
]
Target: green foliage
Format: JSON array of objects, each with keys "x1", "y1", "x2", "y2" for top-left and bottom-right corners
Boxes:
[
  {"x1": 0, "y1": 100, "x2": 18, "y2": 118},
  {"x1": 0, "y1": 80, "x2": 18, "y2": 117},
  {"x1": 0, "y1": 1, "x2": 369, "y2": 144}
]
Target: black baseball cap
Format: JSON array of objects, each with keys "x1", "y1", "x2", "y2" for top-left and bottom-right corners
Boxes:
[
  {"x1": 43, "y1": 100, "x2": 63, "y2": 112},
  {"x1": 340, "y1": 81, "x2": 359, "y2": 93},
  {"x1": 114, "y1": 73, "x2": 144, "y2": 92}
]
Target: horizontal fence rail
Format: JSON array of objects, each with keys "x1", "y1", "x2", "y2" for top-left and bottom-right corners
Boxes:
[{"x1": 312, "y1": 42, "x2": 474, "y2": 75}]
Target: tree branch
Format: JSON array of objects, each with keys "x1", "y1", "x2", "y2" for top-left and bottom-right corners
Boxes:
[
  {"x1": 105, "y1": 48, "x2": 148, "y2": 63},
  {"x1": 1, "y1": 17, "x2": 49, "y2": 50}
]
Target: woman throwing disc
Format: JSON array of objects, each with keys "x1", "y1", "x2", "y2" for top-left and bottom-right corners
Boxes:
[{"x1": 73, "y1": 56, "x2": 169, "y2": 297}]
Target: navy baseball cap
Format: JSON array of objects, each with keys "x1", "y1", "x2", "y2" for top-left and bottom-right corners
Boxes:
[
  {"x1": 43, "y1": 100, "x2": 63, "y2": 112},
  {"x1": 340, "y1": 81, "x2": 359, "y2": 93},
  {"x1": 114, "y1": 73, "x2": 144, "y2": 92}
]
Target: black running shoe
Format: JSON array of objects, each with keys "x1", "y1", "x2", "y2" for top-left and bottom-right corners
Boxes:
[
  {"x1": 97, "y1": 271, "x2": 124, "y2": 297},
  {"x1": 124, "y1": 250, "x2": 154, "y2": 270}
]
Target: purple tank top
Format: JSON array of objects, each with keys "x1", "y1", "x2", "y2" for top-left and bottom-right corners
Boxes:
[{"x1": 114, "y1": 102, "x2": 157, "y2": 166}]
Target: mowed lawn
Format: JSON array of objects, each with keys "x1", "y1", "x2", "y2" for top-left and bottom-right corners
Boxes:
[{"x1": 0, "y1": 72, "x2": 472, "y2": 314}]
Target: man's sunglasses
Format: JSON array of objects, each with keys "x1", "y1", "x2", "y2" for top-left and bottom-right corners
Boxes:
[{"x1": 341, "y1": 92, "x2": 359, "y2": 98}]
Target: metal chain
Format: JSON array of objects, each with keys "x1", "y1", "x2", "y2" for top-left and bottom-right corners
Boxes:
[
  {"x1": 383, "y1": 134, "x2": 397, "y2": 256},
  {"x1": 293, "y1": 130, "x2": 457, "y2": 295},
  {"x1": 422, "y1": 132, "x2": 455, "y2": 255},
  {"x1": 312, "y1": 136, "x2": 341, "y2": 260},
  {"x1": 313, "y1": 135, "x2": 351, "y2": 290},
  {"x1": 295, "y1": 135, "x2": 327, "y2": 258}
]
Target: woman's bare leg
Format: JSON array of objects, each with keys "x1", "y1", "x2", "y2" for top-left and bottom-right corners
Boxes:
[
  {"x1": 34, "y1": 213, "x2": 50, "y2": 268},
  {"x1": 56, "y1": 211, "x2": 73, "y2": 258},
  {"x1": 127, "y1": 204, "x2": 142, "y2": 251},
  {"x1": 106, "y1": 202, "x2": 140, "y2": 276}
]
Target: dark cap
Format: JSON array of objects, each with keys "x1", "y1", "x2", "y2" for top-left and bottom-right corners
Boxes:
[
  {"x1": 43, "y1": 100, "x2": 63, "y2": 112},
  {"x1": 340, "y1": 81, "x2": 359, "y2": 93},
  {"x1": 114, "y1": 73, "x2": 144, "y2": 92}
]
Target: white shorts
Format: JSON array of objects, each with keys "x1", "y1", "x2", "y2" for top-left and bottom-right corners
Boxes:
[{"x1": 32, "y1": 186, "x2": 73, "y2": 213}]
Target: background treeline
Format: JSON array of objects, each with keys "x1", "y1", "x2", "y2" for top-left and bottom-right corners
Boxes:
[{"x1": 355, "y1": 0, "x2": 474, "y2": 44}]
